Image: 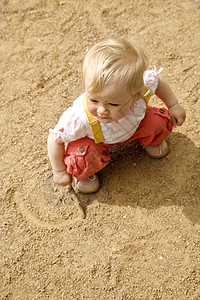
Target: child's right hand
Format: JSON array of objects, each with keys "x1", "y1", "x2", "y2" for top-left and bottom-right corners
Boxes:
[{"x1": 53, "y1": 170, "x2": 72, "y2": 193}]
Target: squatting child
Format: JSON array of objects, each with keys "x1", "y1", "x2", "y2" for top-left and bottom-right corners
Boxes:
[{"x1": 48, "y1": 38, "x2": 186, "y2": 193}]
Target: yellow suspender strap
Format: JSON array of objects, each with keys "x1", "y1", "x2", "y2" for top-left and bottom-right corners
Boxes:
[
  {"x1": 144, "y1": 85, "x2": 151, "y2": 107},
  {"x1": 83, "y1": 95, "x2": 104, "y2": 144}
]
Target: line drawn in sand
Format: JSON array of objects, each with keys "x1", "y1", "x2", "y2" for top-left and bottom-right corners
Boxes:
[{"x1": 13, "y1": 180, "x2": 86, "y2": 229}]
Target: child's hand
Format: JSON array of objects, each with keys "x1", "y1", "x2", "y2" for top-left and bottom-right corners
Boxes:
[
  {"x1": 53, "y1": 170, "x2": 72, "y2": 193},
  {"x1": 168, "y1": 103, "x2": 186, "y2": 126}
]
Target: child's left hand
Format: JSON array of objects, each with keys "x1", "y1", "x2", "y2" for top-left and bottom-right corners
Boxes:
[{"x1": 168, "y1": 103, "x2": 186, "y2": 126}]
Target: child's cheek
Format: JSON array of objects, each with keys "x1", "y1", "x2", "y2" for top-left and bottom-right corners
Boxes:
[
  {"x1": 88, "y1": 103, "x2": 96, "y2": 115},
  {"x1": 114, "y1": 109, "x2": 125, "y2": 119},
  {"x1": 120, "y1": 104, "x2": 130, "y2": 116}
]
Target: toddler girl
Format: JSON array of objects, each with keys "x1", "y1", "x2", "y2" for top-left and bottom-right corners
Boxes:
[{"x1": 48, "y1": 38, "x2": 186, "y2": 193}]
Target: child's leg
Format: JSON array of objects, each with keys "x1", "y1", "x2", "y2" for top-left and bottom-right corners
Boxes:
[
  {"x1": 64, "y1": 136, "x2": 111, "y2": 181},
  {"x1": 118, "y1": 106, "x2": 173, "y2": 157},
  {"x1": 133, "y1": 106, "x2": 173, "y2": 145}
]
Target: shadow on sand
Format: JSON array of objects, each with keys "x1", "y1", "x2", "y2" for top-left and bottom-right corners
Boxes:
[{"x1": 79, "y1": 132, "x2": 200, "y2": 224}]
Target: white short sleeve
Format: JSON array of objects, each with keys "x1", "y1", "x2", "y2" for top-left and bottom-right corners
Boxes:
[
  {"x1": 143, "y1": 66, "x2": 163, "y2": 94},
  {"x1": 49, "y1": 107, "x2": 87, "y2": 143}
]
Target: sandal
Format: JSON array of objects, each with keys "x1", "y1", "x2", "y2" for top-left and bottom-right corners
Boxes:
[
  {"x1": 76, "y1": 174, "x2": 100, "y2": 193},
  {"x1": 144, "y1": 140, "x2": 169, "y2": 158}
]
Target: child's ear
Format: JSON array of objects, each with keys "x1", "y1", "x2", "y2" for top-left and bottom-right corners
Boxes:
[
  {"x1": 132, "y1": 91, "x2": 142, "y2": 103},
  {"x1": 131, "y1": 96, "x2": 139, "y2": 104},
  {"x1": 134, "y1": 86, "x2": 145, "y2": 101}
]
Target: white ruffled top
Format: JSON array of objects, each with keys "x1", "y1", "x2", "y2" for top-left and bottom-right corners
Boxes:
[{"x1": 50, "y1": 66, "x2": 163, "y2": 144}]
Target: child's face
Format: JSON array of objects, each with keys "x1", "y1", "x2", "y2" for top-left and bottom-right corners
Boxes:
[{"x1": 85, "y1": 76, "x2": 134, "y2": 123}]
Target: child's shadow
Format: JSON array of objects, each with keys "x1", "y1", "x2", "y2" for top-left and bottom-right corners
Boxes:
[{"x1": 82, "y1": 132, "x2": 200, "y2": 224}]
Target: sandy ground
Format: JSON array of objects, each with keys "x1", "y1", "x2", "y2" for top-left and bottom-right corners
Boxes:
[{"x1": 0, "y1": 0, "x2": 200, "y2": 299}]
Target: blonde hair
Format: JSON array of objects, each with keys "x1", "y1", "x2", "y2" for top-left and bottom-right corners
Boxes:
[{"x1": 82, "y1": 38, "x2": 148, "y2": 98}]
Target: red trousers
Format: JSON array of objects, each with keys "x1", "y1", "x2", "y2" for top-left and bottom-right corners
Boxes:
[{"x1": 64, "y1": 106, "x2": 173, "y2": 180}]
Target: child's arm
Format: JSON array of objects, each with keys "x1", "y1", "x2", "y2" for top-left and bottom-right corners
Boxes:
[
  {"x1": 155, "y1": 75, "x2": 186, "y2": 126},
  {"x1": 47, "y1": 133, "x2": 72, "y2": 193}
]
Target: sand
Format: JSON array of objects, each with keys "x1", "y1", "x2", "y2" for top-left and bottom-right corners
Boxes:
[{"x1": 1, "y1": 0, "x2": 200, "y2": 299}]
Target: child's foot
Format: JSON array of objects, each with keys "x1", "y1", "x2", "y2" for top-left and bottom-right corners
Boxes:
[
  {"x1": 77, "y1": 174, "x2": 100, "y2": 193},
  {"x1": 144, "y1": 140, "x2": 169, "y2": 158}
]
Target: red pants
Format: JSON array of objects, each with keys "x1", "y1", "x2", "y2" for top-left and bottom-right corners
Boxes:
[{"x1": 64, "y1": 106, "x2": 173, "y2": 180}]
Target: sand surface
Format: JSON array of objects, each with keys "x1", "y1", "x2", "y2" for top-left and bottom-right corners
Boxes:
[{"x1": 1, "y1": 0, "x2": 200, "y2": 299}]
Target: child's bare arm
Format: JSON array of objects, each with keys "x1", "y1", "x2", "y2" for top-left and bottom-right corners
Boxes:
[
  {"x1": 47, "y1": 133, "x2": 72, "y2": 192},
  {"x1": 155, "y1": 75, "x2": 186, "y2": 126}
]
